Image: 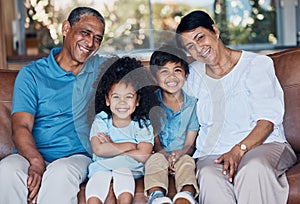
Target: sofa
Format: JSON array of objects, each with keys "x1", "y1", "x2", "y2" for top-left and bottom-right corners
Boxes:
[{"x1": 0, "y1": 47, "x2": 300, "y2": 204}]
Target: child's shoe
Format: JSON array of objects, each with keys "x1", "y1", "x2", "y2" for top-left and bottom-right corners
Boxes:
[
  {"x1": 173, "y1": 191, "x2": 198, "y2": 204},
  {"x1": 147, "y1": 190, "x2": 173, "y2": 204}
]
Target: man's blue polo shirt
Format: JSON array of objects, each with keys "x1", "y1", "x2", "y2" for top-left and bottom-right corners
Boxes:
[{"x1": 12, "y1": 47, "x2": 109, "y2": 162}]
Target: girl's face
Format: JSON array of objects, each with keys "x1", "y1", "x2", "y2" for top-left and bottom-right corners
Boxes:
[
  {"x1": 156, "y1": 62, "x2": 187, "y2": 95},
  {"x1": 106, "y1": 82, "x2": 139, "y2": 122},
  {"x1": 180, "y1": 25, "x2": 221, "y2": 66}
]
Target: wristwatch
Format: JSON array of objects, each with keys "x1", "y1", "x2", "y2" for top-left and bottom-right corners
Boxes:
[{"x1": 238, "y1": 143, "x2": 248, "y2": 152}]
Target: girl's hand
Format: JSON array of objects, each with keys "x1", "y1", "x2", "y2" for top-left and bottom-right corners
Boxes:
[{"x1": 97, "y1": 132, "x2": 111, "y2": 143}]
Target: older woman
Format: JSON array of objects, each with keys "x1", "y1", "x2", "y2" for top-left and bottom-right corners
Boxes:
[{"x1": 176, "y1": 10, "x2": 297, "y2": 204}]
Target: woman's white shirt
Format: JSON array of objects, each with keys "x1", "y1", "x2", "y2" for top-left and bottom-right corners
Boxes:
[{"x1": 183, "y1": 51, "x2": 287, "y2": 157}]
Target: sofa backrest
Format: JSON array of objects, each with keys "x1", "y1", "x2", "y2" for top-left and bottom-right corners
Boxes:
[
  {"x1": 269, "y1": 47, "x2": 300, "y2": 156},
  {"x1": 0, "y1": 48, "x2": 299, "y2": 160},
  {"x1": 0, "y1": 70, "x2": 17, "y2": 159}
]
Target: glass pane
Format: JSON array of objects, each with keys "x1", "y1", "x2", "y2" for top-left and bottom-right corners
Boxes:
[
  {"x1": 23, "y1": 0, "x2": 277, "y2": 54},
  {"x1": 213, "y1": 0, "x2": 277, "y2": 46}
]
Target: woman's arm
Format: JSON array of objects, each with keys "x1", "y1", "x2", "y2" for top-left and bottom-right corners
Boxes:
[
  {"x1": 216, "y1": 55, "x2": 280, "y2": 182},
  {"x1": 215, "y1": 120, "x2": 274, "y2": 182},
  {"x1": 237, "y1": 120, "x2": 274, "y2": 151}
]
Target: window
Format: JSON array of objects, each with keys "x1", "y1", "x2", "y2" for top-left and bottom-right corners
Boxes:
[{"x1": 5, "y1": 0, "x2": 300, "y2": 60}]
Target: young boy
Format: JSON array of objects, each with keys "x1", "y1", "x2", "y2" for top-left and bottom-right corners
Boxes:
[{"x1": 144, "y1": 44, "x2": 199, "y2": 204}]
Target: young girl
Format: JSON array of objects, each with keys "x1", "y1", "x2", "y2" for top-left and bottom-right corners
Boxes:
[{"x1": 85, "y1": 57, "x2": 159, "y2": 204}]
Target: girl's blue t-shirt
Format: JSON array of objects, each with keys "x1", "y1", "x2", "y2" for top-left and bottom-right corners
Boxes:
[{"x1": 88, "y1": 111, "x2": 154, "y2": 178}]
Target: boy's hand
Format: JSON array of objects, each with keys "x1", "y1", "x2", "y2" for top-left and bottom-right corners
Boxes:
[
  {"x1": 168, "y1": 152, "x2": 176, "y2": 175},
  {"x1": 169, "y1": 150, "x2": 183, "y2": 163},
  {"x1": 168, "y1": 150, "x2": 185, "y2": 175}
]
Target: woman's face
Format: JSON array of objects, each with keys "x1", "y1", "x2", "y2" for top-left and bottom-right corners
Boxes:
[
  {"x1": 180, "y1": 25, "x2": 221, "y2": 65},
  {"x1": 105, "y1": 82, "x2": 139, "y2": 122}
]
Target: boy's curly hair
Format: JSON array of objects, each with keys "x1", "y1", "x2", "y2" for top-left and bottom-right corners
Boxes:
[{"x1": 95, "y1": 56, "x2": 160, "y2": 129}]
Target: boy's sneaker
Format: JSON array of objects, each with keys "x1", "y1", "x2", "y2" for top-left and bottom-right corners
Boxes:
[
  {"x1": 173, "y1": 191, "x2": 198, "y2": 204},
  {"x1": 147, "y1": 190, "x2": 173, "y2": 204}
]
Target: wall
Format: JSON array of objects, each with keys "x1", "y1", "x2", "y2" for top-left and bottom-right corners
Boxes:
[{"x1": 0, "y1": 0, "x2": 7, "y2": 68}]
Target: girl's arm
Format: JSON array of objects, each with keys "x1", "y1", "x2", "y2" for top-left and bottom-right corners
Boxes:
[
  {"x1": 123, "y1": 142, "x2": 153, "y2": 163},
  {"x1": 91, "y1": 134, "x2": 136, "y2": 157}
]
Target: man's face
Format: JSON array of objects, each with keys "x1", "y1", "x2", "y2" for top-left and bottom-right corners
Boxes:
[{"x1": 63, "y1": 15, "x2": 105, "y2": 64}]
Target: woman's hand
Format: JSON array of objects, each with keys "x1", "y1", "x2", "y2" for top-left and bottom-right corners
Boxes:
[{"x1": 214, "y1": 145, "x2": 246, "y2": 182}]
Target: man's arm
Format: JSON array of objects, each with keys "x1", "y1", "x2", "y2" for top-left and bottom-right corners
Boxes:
[{"x1": 12, "y1": 112, "x2": 46, "y2": 203}]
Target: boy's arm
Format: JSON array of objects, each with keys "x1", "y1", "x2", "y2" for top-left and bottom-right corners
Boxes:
[
  {"x1": 153, "y1": 135, "x2": 169, "y2": 158},
  {"x1": 171, "y1": 130, "x2": 198, "y2": 161},
  {"x1": 183, "y1": 130, "x2": 198, "y2": 156}
]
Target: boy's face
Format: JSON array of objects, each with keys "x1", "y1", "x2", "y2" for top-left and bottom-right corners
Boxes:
[{"x1": 156, "y1": 61, "x2": 187, "y2": 95}]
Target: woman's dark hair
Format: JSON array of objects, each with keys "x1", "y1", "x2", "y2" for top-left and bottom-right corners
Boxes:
[
  {"x1": 95, "y1": 56, "x2": 159, "y2": 129},
  {"x1": 176, "y1": 10, "x2": 215, "y2": 48},
  {"x1": 67, "y1": 7, "x2": 105, "y2": 28},
  {"x1": 149, "y1": 44, "x2": 189, "y2": 79}
]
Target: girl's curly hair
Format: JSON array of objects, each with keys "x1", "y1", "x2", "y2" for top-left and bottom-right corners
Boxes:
[{"x1": 95, "y1": 56, "x2": 160, "y2": 129}]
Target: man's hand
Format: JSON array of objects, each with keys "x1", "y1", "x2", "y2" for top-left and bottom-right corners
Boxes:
[
  {"x1": 27, "y1": 162, "x2": 46, "y2": 204},
  {"x1": 214, "y1": 145, "x2": 245, "y2": 182}
]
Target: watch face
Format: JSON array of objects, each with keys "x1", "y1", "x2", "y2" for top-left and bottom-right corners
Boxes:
[{"x1": 241, "y1": 144, "x2": 247, "y2": 151}]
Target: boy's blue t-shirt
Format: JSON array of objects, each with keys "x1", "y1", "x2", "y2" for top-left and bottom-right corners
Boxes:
[
  {"x1": 12, "y1": 47, "x2": 108, "y2": 162},
  {"x1": 157, "y1": 89, "x2": 200, "y2": 153}
]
